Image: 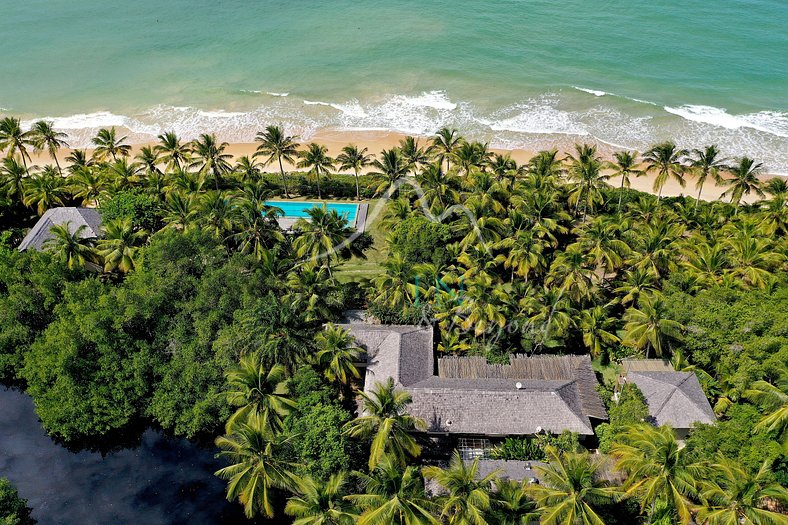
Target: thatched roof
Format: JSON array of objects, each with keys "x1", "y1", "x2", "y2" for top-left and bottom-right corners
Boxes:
[
  {"x1": 18, "y1": 207, "x2": 102, "y2": 251},
  {"x1": 342, "y1": 324, "x2": 607, "y2": 437},
  {"x1": 626, "y1": 371, "x2": 716, "y2": 429},
  {"x1": 620, "y1": 358, "x2": 673, "y2": 375}
]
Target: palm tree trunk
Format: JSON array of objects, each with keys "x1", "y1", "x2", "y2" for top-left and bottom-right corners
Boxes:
[
  {"x1": 53, "y1": 153, "x2": 63, "y2": 176},
  {"x1": 316, "y1": 171, "x2": 322, "y2": 199},
  {"x1": 354, "y1": 168, "x2": 360, "y2": 201},
  {"x1": 694, "y1": 179, "x2": 704, "y2": 213},
  {"x1": 618, "y1": 177, "x2": 625, "y2": 212},
  {"x1": 278, "y1": 156, "x2": 289, "y2": 198}
]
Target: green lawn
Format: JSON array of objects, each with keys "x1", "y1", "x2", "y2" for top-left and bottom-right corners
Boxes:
[
  {"x1": 336, "y1": 198, "x2": 389, "y2": 282},
  {"x1": 592, "y1": 357, "x2": 621, "y2": 387}
]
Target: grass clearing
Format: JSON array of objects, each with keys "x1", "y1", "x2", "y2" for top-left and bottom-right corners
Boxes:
[{"x1": 336, "y1": 198, "x2": 389, "y2": 282}]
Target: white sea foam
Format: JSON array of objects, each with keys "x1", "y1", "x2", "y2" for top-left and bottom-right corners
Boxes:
[
  {"x1": 573, "y1": 86, "x2": 607, "y2": 97},
  {"x1": 266, "y1": 92, "x2": 289, "y2": 97},
  {"x1": 664, "y1": 105, "x2": 788, "y2": 137},
  {"x1": 400, "y1": 90, "x2": 458, "y2": 110},
  {"x1": 483, "y1": 97, "x2": 588, "y2": 136},
  {"x1": 239, "y1": 89, "x2": 263, "y2": 94},
  {"x1": 303, "y1": 100, "x2": 331, "y2": 106}
]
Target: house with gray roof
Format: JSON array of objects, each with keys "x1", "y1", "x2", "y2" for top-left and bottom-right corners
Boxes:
[
  {"x1": 18, "y1": 207, "x2": 102, "y2": 252},
  {"x1": 341, "y1": 323, "x2": 608, "y2": 459},
  {"x1": 623, "y1": 367, "x2": 716, "y2": 438}
]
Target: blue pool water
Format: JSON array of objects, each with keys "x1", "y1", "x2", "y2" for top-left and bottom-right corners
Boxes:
[{"x1": 265, "y1": 201, "x2": 358, "y2": 223}]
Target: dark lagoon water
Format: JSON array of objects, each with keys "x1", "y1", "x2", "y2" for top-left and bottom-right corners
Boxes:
[{"x1": 0, "y1": 387, "x2": 254, "y2": 525}]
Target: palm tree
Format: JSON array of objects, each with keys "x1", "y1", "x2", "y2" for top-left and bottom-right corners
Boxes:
[
  {"x1": 285, "y1": 473, "x2": 357, "y2": 525},
  {"x1": 30, "y1": 120, "x2": 69, "y2": 174},
  {"x1": 96, "y1": 217, "x2": 147, "y2": 273},
  {"x1": 399, "y1": 136, "x2": 429, "y2": 176},
  {"x1": 161, "y1": 192, "x2": 196, "y2": 230},
  {"x1": 196, "y1": 190, "x2": 238, "y2": 239},
  {"x1": 134, "y1": 145, "x2": 162, "y2": 178},
  {"x1": 343, "y1": 378, "x2": 426, "y2": 469},
  {"x1": 422, "y1": 451, "x2": 498, "y2": 525},
  {"x1": 612, "y1": 424, "x2": 704, "y2": 524},
  {"x1": 292, "y1": 206, "x2": 349, "y2": 275},
  {"x1": 155, "y1": 130, "x2": 190, "y2": 170},
  {"x1": 65, "y1": 149, "x2": 94, "y2": 173},
  {"x1": 315, "y1": 324, "x2": 362, "y2": 397},
  {"x1": 215, "y1": 412, "x2": 300, "y2": 519},
  {"x1": 370, "y1": 148, "x2": 409, "y2": 196},
  {"x1": 429, "y1": 127, "x2": 461, "y2": 172},
  {"x1": 609, "y1": 150, "x2": 643, "y2": 212},
  {"x1": 688, "y1": 145, "x2": 727, "y2": 212},
  {"x1": 578, "y1": 306, "x2": 620, "y2": 359},
  {"x1": 105, "y1": 157, "x2": 141, "y2": 191},
  {"x1": 417, "y1": 162, "x2": 461, "y2": 211},
  {"x1": 336, "y1": 144, "x2": 373, "y2": 201},
  {"x1": 725, "y1": 234, "x2": 782, "y2": 288},
  {"x1": 526, "y1": 446, "x2": 618, "y2": 525},
  {"x1": 298, "y1": 143, "x2": 334, "y2": 200},
  {"x1": 643, "y1": 141, "x2": 687, "y2": 199},
  {"x1": 255, "y1": 125, "x2": 299, "y2": 198},
  {"x1": 0, "y1": 156, "x2": 29, "y2": 202},
  {"x1": 189, "y1": 133, "x2": 232, "y2": 190},
  {"x1": 613, "y1": 267, "x2": 659, "y2": 306},
  {"x1": 225, "y1": 356, "x2": 297, "y2": 433},
  {"x1": 622, "y1": 293, "x2": 683, "y2": 358},
  {"x1": 42, "y1": 222, "x2": 97, "y2": 270},
  {"x1": 348, "y1": 456, "x2": 438, "y2": 525},
  {"x1": 488, "y1": 153, "x2": 517, "y2": 181},
  {"x1": 490, "y1": 479, "x2": 539, "y2": 525},
  {"x1": 721, "y1": 157, "x2": 765, "y2": 208},
  {"x1": 22, "y1": 166, "x2": 67, "y2": 215},
  {"x1": 745, "y1": 364, "x2": 788, "y2": 442},
  {"x1": 234, "y1": 155, "x2": 263, "y2": 182},
  {"x1": 695, "y1": 459, "x2": 788, "y2": 525},
  {"x1": 566, "y1": 144, "x2": 609, "y2": 220},
  {"x1": 0, "y1": 116, "x2": 34, "y2": 170},
  {"x1": 91, "y1": 127, "x2": 130, "y2": 162}
]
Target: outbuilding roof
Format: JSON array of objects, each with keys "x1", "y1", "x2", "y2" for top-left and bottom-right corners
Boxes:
[
  {"x1": 626, "y1": 371, "x2": 716, "y2": 429},
  {"x1": 18, "y1": 207, "x2": 102, "y2": 251}
]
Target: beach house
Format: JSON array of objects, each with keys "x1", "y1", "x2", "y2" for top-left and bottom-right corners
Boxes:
[{"x1": 17, "y1": 207, "x2": 102, "y2": 252}]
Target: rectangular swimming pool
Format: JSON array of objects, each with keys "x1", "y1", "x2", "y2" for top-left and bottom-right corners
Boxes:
[{"x1": 264, "y1": 201, "x2": 359, "y2": 224}]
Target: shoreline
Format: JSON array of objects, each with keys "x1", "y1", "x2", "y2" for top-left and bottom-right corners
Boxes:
[{"x1": 26, "y1": 128, "x2": 776, "y2": 203}]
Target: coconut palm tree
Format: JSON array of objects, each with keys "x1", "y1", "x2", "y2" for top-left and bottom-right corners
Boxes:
[
  {"x1": 0, "y1": 116, "x2": 34, "y2": 170},
  {"x1": 234, "y1": 155, "x2": 263, "y2": 183},
  {"x1": 42, "y1": 222, "x2": 97, "y2": 270},
  {"x1": 343, "y1": 378, "x2": 426, "y2": 470},
  {"x1": 292, "y1": 206, "x2": 349, "y2": 276},
  {"x1": 370, "y1": 148, "x2": 409, "y2": 196},
  {"x1": 695, "y1": 459, "x2": 788, "y2": 525},
  {"x1": 566, "y1": 144, "x2": 609, "y2": 220},
  {"x1": 489, "y1": 479, "x2": 539, "y2": 525},
  {"x1": 0, "y1": 156, "x2": 29, "y2": 202},
  {"x1": 30, "y1": 120, "x2": 69, "y2": 174},
  {"x1": 545, "y1": 245, "x2": 596, "y2": 304},
  {"x1": 725, "y1": 234, "x2": 782, "y2": 288},
  {"x1": 612, "y1": 424, "x2": 704, "y2": 524},
  {"x1": 348, "y1": 456, "x2": 438, "y2": 525},
  {"x1": 96, "y1": 217, "x2": 147, "y2": 273},
  {"x1": 576, "y1": 218, "x2": 631, "y2": 280},
  {"x1": 422, "y1": 451, "x2": 499, "y2": 525},
  {"x1": 609, "y1": 150, "x2": 643, "y2": 212},
  {"x1": 225, "y1": 356, "x2": 296, "y2": 433},
  {"x1": 336, "y1": 144, "x2": 373, "y2": 201},
  {"x1": 488, "y1": 153, "x2": 517, "y2": 181},
  {"x1": 65, "y1": 149, "x2": 94, "y2": 173},
  {"x1": 215, "y1": 412, "x2": 300, "y2": 519},
  {"x1": 196, "y1": 190, "x2": 238, "y2": 239},
  {"x1": 526, "y1": 446, "x2": 618, "y2": 525},
  {"x1": 721, "y1": 157, "x2": 766, "y2": 208},
  {"x1": 315, "y1": 324, "x2": 362, "y2": 396},
  {"x1": 104, "y1": 157, "x2": 141, "y2": 191},
  {"x1": 643, "y1": 141, "x2": 687, "y2": 199},
  {"x1": 688, "y1": 145, "x2": 727, "y2": 212},
  {"x1": 284, "y1": 266, "x2": 343, "y2": 322},
  {"x1": 134, "y1": 145, "x2": 162, "y2": 178},
  {"x1": 578, "y1": 306, "x2": 620, "y2": 359},
  {"x1": 161, "y1": 192, "x2": 196, "y2": 230},
  {"x1": 155, "y1": 131, "x2": 190, "y2": 171},
  {"x1": 285, "y1": 472, "x2": 358, "y2": 525},
  {"x1": 22, "y1": 166, "x2": 67, "y2": 215},
  {"x1": 622, "y1": 293, "x2": 683, "y2": 358},
  {"x1": 298, "y1": 143, "x2": 334, "y2": 200},
  {"x1": 613, "y1": 267, "x2": 659, "y2": 306},
  {"x1": 416, "y1": 163, "x2": 461, "y2": 211},
  {"x1": 189, "y1": 133, "x2": 232, "y2": 190},
  {"x1": 429, "y1": 127, "x2": 461, "y2": 172},
  {"x1": 745, "y1": 364, "x2": 788, "y2": 443},
  {"x1": 399, "y1": 136, "x2": 429, "y2": 177},
  {"x1": 91, "y1": 127, "x2": 130, "y2": 162},
  {"x1": 255, "y1": 125, "x2": 299, "y2": 198}
]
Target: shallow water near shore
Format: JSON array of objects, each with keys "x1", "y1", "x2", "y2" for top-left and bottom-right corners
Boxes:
[
  {"x1": 0, "y1": 388, "x2": 253, "y2": 525},
  {"x1": 1, "y1": 0, "x2": 786, "y2": 171}
]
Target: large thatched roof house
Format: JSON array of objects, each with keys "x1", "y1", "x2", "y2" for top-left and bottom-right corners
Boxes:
[{"x1": 18, "y1": 207, "x2": 102, "y2": 251}]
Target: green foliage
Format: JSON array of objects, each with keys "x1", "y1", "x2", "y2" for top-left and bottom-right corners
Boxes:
[
  {"x1": 100, "y1": 189, "x2": 161, "y2": 231},
  {"x1": 610, "y1": 383, "x2": 650, "y2": 426},
  {"x1": 684, "y1": 403, "x2": 784, "y2": 477},
  {"x1": 0, "y1": 478, "x2": 35, "y2": 525},
  {"x1": 489, "y1": 431, "x2": 580, "y2": 461},
  {"x1": 389, "y1": 216, "x2": 453, "y2": 267}
]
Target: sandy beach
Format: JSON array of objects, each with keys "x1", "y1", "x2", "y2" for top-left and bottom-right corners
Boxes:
[{"x1": 26, "y1": 128, "x2": 774, "y2": 204}]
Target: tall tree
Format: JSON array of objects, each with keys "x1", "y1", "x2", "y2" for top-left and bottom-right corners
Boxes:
[
  {"x1": 285, "y1": 473, "x2": 358, "y2": 525},
  {"x1": 315, "y1": 324, "x2": 362, "y2": 397},
  {"x1": 399, "y1": 136, "x2": 429, "y2": 177},
  {"x1": 189, "y1": 133, "x2": 232, "y2": 190},
  {"x1": 643, "y1": 141, "x2": 687, "y2": 200},
  {"x1": 298, "y1": 143, "x2": 334, "y2": 200},
  {"x1": 609, "y1": 150, "x2": 643, "y2": 212},
  {"x1": 155, "y1": 130, "x2": 190, "y2": 170},
  {"x1": 370, "y1": 148, "x2": 409, "y2": 196},
  {"x1": 30, "y1": 120, "x2": 69, "y2": 174},
  {"x1": 336, "y1": 144, "x2": 373, "y2": 201},
  {"x1": 429, "y1": 127, "x2": 461, "y2": 172},
  {"x1": 215, "y1": 413, "x2": 300, "y2": 519},
  {"x1": 42, "y1": 221, "x2": 97, "y2": 270},
  {"x1": 0, "y1": 116, "x2": 34, "y2": 170},
  {"x1": 255, "y1": 125, "x2": 299, "y2": 198},
  {"x1": 721, "y1": 157, "x2": 765, "y2": 208},
  {"x1": 343, "y1": 378, "x2": 426, "y2": 470},
  {"x1": 96, "y1": 217, "x2": 147, "y2": 273},
  {"x1": 225, "y1": 356, "x2": 296, "y2": 433},
  {"x1": 0, "y1": 156, "x2": 28, "y2": 202},
  {"x1": 622, "y1": 293, "x2": 683, "y2": 358},
  {"x1": 22, "y1": 165, "x2": 67, "y2": 215},
  {"x1": 566, "y1": 144, "x2": 609, "y2": 220},
  {"x1": 422, "y1": 451, "x2": 498, "y2": 525},
  {"x1": 292, "y1": 206, "x2": 349, "y2": 276},
  {"x1": 91, "y1": 127, "x2": 130, "y2": 162},
  {"x1": 688, "y1": 145, "x2": 727, "y2": 212}
]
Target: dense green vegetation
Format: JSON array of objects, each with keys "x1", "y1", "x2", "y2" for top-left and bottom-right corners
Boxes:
[
  {"x1": 0, "y1": 478, "x2": 35, "y2": 525},
  {"x1": 1, "y1": 117, "x2": 786, "y2": 523}
]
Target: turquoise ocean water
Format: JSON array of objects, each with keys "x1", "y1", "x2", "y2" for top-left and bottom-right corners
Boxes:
[{"x1": 2, "y1": 0, "x2": 786, "y2": 171}]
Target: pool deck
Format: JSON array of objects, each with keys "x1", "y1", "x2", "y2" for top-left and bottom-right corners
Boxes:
[{"x1": 275, "y1": 202, "x2": 369, "y2": 232}]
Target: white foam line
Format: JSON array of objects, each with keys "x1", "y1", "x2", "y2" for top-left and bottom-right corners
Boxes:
[
  {"x1": 266, "y1": 92, "x2": 289, "y2": 97},
  {"x1": 573, "y1": 86, "x2": 607, "y2": 97}
]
